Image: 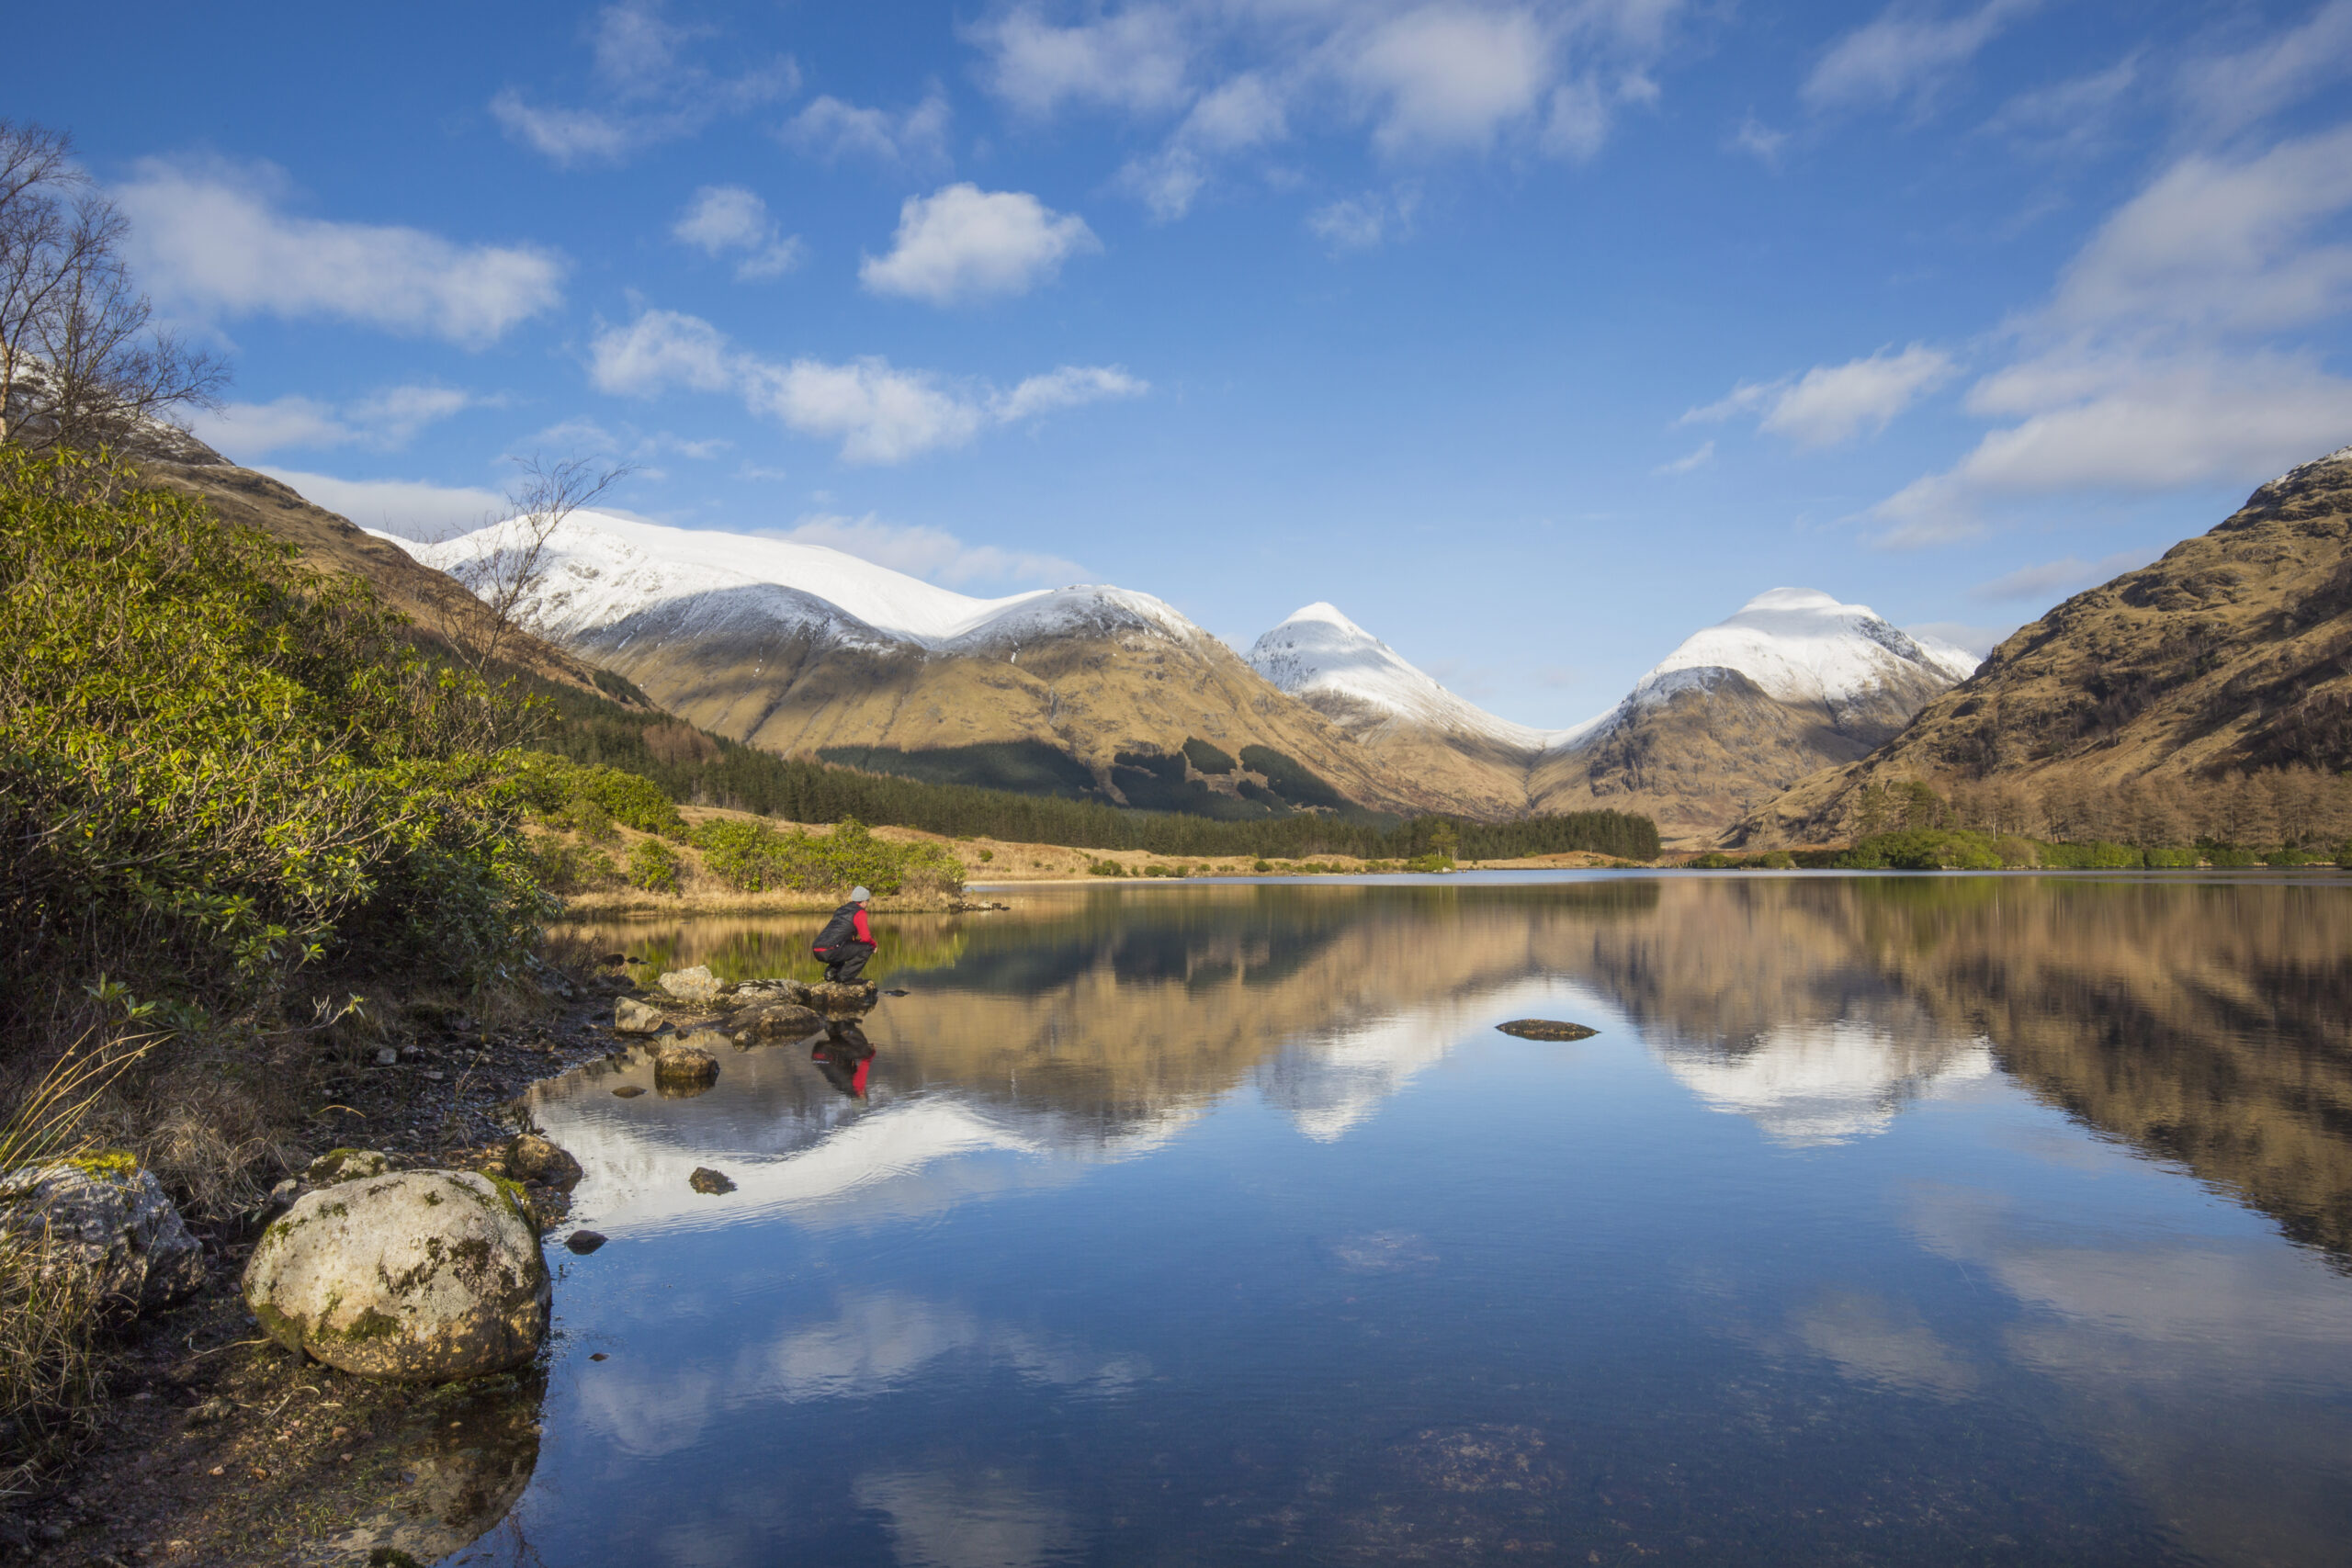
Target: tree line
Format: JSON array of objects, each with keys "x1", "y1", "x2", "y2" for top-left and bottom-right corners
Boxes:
[{"x1": 1849, "y1": 765, "x2": 2352, "y2": 853}]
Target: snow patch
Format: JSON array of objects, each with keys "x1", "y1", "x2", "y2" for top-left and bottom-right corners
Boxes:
[{"x1": 1246, "y1": 603, "x2": 1583, "y2": 751}]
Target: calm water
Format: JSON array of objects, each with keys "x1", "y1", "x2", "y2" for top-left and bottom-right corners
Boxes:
[{"x1": 438, "y1": 873, "x2": 2352, "y2": 1567}]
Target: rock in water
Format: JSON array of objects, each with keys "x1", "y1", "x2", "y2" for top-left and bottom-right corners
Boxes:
[
  {"x1": 305, "y1": 1148, "x2": 391, "y2": 1186},
  {"x1": 0, "y1": 1159, "x2": 205, "y2": 1313},
  {"x1": 728, "y1": 1002, "x2": 824, "y2": 1045},
  {"x1": 652, "y1": 1043, "x2": 719, "y2": 1098},
  {"x1": 614, "y1": 996, "x2": 665, "y2": 1034},
  {"x1": 657, "y1": 964, "x2": 727, "y2": 1005},
  {"x1": 564, "y1": 1230, "x2": 608, "y2": 1255},
  {"x1": 1495, "y1": 1020, "x2": 1600, "y2": 1042},
  {"x1": 687, "y1": 1168, "x2": 737, "y2": 1195},
  {"x1": 611, "y1": 1085, "x2": 646, "y2": 1099},
  {"x1": 503, "y1": 1134, "x2": 582, "y2": 1190},
  {"x1": 805, "y1": 980, "x2": 878, "y2": 1016},
  {"x1": 242, "y1": 1170, "x2": 548, "y2": 1381}
]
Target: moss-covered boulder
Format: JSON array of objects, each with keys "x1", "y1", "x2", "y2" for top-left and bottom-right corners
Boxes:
[
  {"x1": 305, "y1": 1147, "x2": 392, "y2": 1185},
  {"x1": 242, "y1": 1170, "x2": 548, "y2": 1382},
  {"x1": 0, "y1": 1158, "x2": 205, "y2": 1313}
]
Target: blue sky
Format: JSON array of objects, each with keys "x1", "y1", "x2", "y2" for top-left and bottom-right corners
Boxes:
[{"x1": 11, "y1": 0, "x2": 2352, "y2": 727}]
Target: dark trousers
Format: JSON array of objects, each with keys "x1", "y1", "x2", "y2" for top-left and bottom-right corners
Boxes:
[{"x1": 817, "y1": 941, "x2": 874, "y2": 982}]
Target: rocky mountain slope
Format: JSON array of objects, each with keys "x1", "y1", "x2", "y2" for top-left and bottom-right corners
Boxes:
[
  {"x1": 395, "y1": 513, "x2": 1428, "y2": 816},
  {"x1": 1531, "y1": 590, "x2": 1975, "y2": 846},
  {"x1": 1250, "y1": 592, "x2": 1973, "y2": 845},
  {"x1": 1738, "y1": 444, "x2": 2352, "y2": 845},
  {"x1": 1247, "y1": 604, "x2": 1588, "y2": 818}
]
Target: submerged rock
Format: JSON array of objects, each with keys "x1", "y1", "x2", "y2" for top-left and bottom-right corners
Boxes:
[
  {"x1": 1495, "y1": 1020, "x2": 1600, "y2": 1042},
  {"x1": 652, "y1": 1043, "x2": 719, "y2": 1083},
  {"x1": 687, "y1": 1168, "x2": 737, "y2": 1195},
  {"x1": 503, "y1": 1134, "x2": 582, "y2": 1190},
  {"x1": 611, "y1": 1085, "x2": 646, "y2": 1099},
  {"x1": 564, "y1": 1230, "x2": 607, "y2": 1255},
  {"x1": 305, "y1": 1148, "x2": 392, "y2": 1186},
  {"x1": 0, "y1": 1159, "x2": 205, "y2": 1313},
  {"x1": 657, "y1": 965, "x2": 727, "y2": 1005},
  {"x1": 613, "y1": 996, "x2": 665, "y2": 1034},
  {"x1": 242, "y1": 1170, "x2": 548, "y2": 1382}
]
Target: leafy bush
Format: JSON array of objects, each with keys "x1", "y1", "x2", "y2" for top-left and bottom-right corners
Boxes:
[
  {"x1": 564, "y1": 794, "x2": 618, "y2": 842},
  {"x1": 626, "y1": 838, "x2": 682, "y2": 893},
  {"x1": 527, "y1": 838, "x2": 618, "y2": 894},
  {"x1": 1087, "y1": 860, "x2": 1125, "y2": 877},
  {"x1": 2142, "y1": 846, "x2": 2199, "y2": 868},
  {"x1": 690, "y1": 817, "x2": 963, "y2": 897},
  {"x1": 1837, "y1": 829, "x2": 2004, "y2": 870},
  {"x1": 2036, "y1": 840, "x2": 2142, "y2": 869},
  {"x1": 0, "y1": 447, "x2": 550, "y2": 1048}
]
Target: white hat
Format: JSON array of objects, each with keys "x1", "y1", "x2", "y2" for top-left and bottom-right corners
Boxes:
[{"x1": 850, "y1": 886, "x2": 872, "y2": 902}]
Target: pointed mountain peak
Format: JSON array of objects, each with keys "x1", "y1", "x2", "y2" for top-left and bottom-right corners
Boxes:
[{"x1": 1249, "y1": 603, "x2": 1565, "y2": 750}]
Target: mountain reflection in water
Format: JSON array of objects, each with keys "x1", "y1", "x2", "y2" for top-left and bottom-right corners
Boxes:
[{"x1": 461, "y1": 874, "x2": 2352, "y2": 1568}]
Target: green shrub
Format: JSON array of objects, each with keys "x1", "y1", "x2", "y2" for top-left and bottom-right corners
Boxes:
[
  {"x1": 564, "y1": 794, "x2": 619, "y2": 842},
  {"x1": 2037, "y1": 840, "x2": 2142, "y2": 869},
  {"x1": 0, "y1": 446, "x2": 550, "y2": 1045},
  {"x1": 626, "y1": 839, "x2": 682, "y2": 893},
  {"x1": 1087, "y1": 859, "x2": 1126, "y2": 877},
  {"x1": 977, "y1": 848, "x2": 993, "y2": 862},
  {"x1": 1405, "y1": 852, "x2": 1454, "y2": 873},
  {"x1": 689, "y1": 817, "x2": 963, "y2": 897},
  {"x1": 2142, "y1": 846, "x2": 2199, "y2": 868},
  {"x1": 1994, "y1": 836, "x2": 2040, "y2": 868},
  {"x1": 1252, "y1": 859, "x2": 1272, "y2": 874},
  {"x1": 528, "y1": 839, "x2": 619, "y2": 894},
  {"x1": 1836, "y1": 829, "x2": 2003, "y2": 870},
  {"x1": 1687, "y1": 852, "x2": 1736, "y2": 869}
]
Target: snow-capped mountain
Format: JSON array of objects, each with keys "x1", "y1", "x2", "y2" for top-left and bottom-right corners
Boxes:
[
  {"x1": 381, "y1": 511, "x2": 1416, "y2": 812},
  {"x1": 1591, "y1": 588, "x2": 1978, "y2": 741},
  {"x1": 387, "y1": 510, "x2": 1203, "y2": 660},
  {"x1": 1247, "y1": 603, "x2": 1580, "y2": 751}
]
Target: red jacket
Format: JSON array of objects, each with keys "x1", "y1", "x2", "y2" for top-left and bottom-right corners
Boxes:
[{"x1": 852, "y1": 907, "x2": 872, "y2": 944}]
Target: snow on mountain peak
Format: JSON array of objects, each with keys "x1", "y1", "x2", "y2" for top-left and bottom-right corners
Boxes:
[
  {"x1": 382, "y1": 510, "x2": 1206, "y2": 654},
  {"x1": 1248, "y1": 603, "x2": 1567, "y2": 750},
  {"x1": 1629, "y1": 586, "x2": 1971, "y2": 709}
]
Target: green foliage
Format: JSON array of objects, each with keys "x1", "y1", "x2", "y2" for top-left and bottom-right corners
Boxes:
[
  {"x1": 1087, "y1": 860, "x2": 1126, "y2": 877},
  {"x1": 1182, "y1": 737, "x2": 1237, "y2": 774},
  {"x1": 625, "y1": 838, "x2": 681, "y2": 893},
  {"x1": 563, "y1": 794, "x2": 618, "y2": 842},
  {"x1": 1238, "y1": 745, "x2": 1346, "y2": 810},
  {"x1": 526, "y1": 838, "x2": 618, "y2": 894},
  {"x1": 689, "y1": 817, "x2": 963, "y2": 897},
  {"x1": 2035, "y1": 840, "x2": 2143, "y2": 869},
  {"x1": 1837, "y1": 829, "x2": 2005, "y2": 870},
  {"x1": 0, "y1": 447, "x2": 550, "y2": 1043},
  {"x1": 2142, "y1": 846, "x2": 2199, "y2": 868},
  {"x1": 1252, "y1": 859, "x2": 1272, "y2": 874},
  {"x1": 1404, "y1": 852, "x2": 1454, "y2": 874}
]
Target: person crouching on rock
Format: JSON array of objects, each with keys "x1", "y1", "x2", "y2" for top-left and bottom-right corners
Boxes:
[{"x1": 812, "y1": 886, "x2": 877, "y2": 983}]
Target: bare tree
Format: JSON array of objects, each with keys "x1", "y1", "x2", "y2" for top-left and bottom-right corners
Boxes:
[
  {"x1": 0, "y1": 119, "x2": 224, "y2": 453},
  {"x1": 430, "y1": 453, "x2": 633, "y2": 674}
]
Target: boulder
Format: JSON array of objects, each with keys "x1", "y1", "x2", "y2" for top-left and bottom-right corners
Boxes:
[
  {"x1": 657, "y1": 965, "x2": 727, "y2": 1005},
  {"x1": 611, "y1": 1085, "x2": 646, "y2": 1099},
  {"x1": 502, "y1": 1134, "x2": 582, "y2": 1190},
  {"x1": 804, "y1": 980, "x2": 878, "y2": 1016},
  {"x1": 242, "y1": 1170, "x2": 548, "y2": 1382},
  {"x1": 0, "y1": 1158, "x2": 205, "y2": 1313},
  {"x1": 652, "y1": 1043, "x2": 719, "y2": 1089},
  {"x1": 728, "y1": 1002, "x2": 824, "y2": 1045},
  {"x1": 306, "y1": 1148, "x2": 392, "y2": 1186},
  {"x1": 687, "y1": 1168, "x2": 737, "y2": 1195},
  {"x1": 613, "y1": 996, "x2": 665, "y2": 1034},
  {"x1": 564, "y1": 1230, "x2": 607, "y2": 1255}
]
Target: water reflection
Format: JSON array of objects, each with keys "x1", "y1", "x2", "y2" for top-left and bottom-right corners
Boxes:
[{"x1": 489, "y1": 874, "x2": 2352, "y2": 1568}]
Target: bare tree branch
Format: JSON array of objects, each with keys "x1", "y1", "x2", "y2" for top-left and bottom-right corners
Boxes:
[{"x1": 435, "y1": 453, "x2": 633, "y2": 676}]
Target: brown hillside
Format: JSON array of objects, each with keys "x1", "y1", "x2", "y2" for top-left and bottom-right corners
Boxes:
[
  {"x1": 1740, "y1": 443, "x2": 2352, "y2": 844},
  {"x1": 1530, "y1": 664, "x2": 1948, "y2": 850},
  {"x1": 126, "y1": 431, "x2": 646, "y2": 705}
]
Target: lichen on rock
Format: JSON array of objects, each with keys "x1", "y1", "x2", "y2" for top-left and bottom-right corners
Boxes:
[
  {"x1": 0, "y1": 1160, "x2": 205, "y2": 1313},
  {"x1": 241, "y1": 1170, "x2": 548, "y2": 1382}
]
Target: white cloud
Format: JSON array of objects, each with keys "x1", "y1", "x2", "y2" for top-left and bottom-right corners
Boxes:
[
  {"x1": 970, "y1": 3, "x2": 1193, "y2": 118},
  {"x1": 991, "y1": 365, "x2": 1148, "y2": 423},
  {"x1": 781, "y1": 93, "x2": 953, "y2": 167},
  {"x1": 1685, "y1": 344, "x2": 1955, "y2": 448},
  {"x1": 1347, "y1": 6, "x2": 1550, "y2": 154},
  {"x1": 1979, "y1": 51, "x2": 2138, "y2": 154},
  {"x1": 1729, "y1": 114, "x2": 1789, "y2": 164},
  {"x1": 1873, "y1": 353, "x2": 2352, "y2": 544},
  {"x1": 1968, "y1": 548, "x2": 2152, "y2": 604},
  {"x1": 972, "y1": 2, "x2": 1694, "y2": 220},
  {"x1": 191, "y1": 385, "x2": 480, "y2": 458},
  {"x1": 490, "y1": 0, "x2": 797, "y2": 165},
  {"x1": 2177, "y1": 0, "x2": 2352, "y2": 135},
  {"x1": 1804, "y1": 0, "x2": 2038, "y2": 112},
  {"x1": 859, "y1": 185, "x2": 1099, "y2": 306},
  {"x1": 586, "y1": 309, "x2": 1147, "y2": 463},
  {"x1": 1307, "y1": 186, "x2": 1420, "y2": 251},
  {"x1": 265, "y1": 469, "x2": 509, "y2": 541},
  {"x1": 774, "y1": 513, "x2": 1087, "y2": 588},
  {"x1": 588, "y1": 309, "x2": 739, "y2": 396},
  {"x1": 1872, "y1": 123, "x2": 2352, "y2": 543},
  {"x1": 1653, "y1": 439, "x2": 1714, "y2": 475},
  {"x1": 671, "y1": 186, "x2": 805, "y2": 281},
  {"x1": 115, "y1": 160, "x2": 563, "y2": 348},
  {"x1": 2048, "y1": 123, "x2": 2352, "y2": 335}
]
